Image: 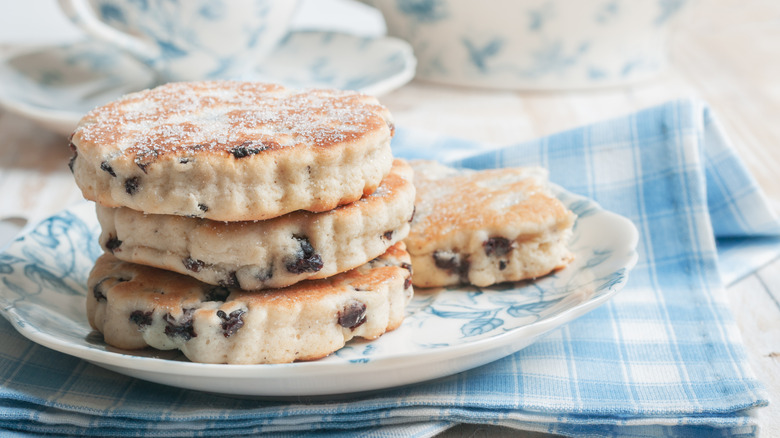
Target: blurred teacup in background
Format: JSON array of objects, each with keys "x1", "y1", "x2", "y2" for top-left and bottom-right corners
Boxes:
[
  {"x1": 360, "y1": 0, "x2": 690, "y2": 90},
  {"x1": 58, "y1": 0, "x2": 300, "y2": 82}
]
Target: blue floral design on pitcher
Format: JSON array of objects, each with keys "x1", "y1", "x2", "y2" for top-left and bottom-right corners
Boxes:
[
  {"x1": 373, "y1": 0, "x2": 690, "y2": 88},
  {"x1": 397, "y1": 0, "x2": 448, "y2": 23}
]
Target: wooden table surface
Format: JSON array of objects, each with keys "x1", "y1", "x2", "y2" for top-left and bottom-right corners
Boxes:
[{"x1": 0, "y1": 0, "x2": 778, "y2": 436}]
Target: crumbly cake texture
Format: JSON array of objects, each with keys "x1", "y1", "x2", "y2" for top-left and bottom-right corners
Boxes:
[
  {"x1": 87, "y1": 243, "x2": 413, "y2": 364},
  {"x1": 405, "y1": 160, "x2": 576, "y2": 288},
  {"x1": 68, "y1": 81, "x2": 395, "y2": 221},
  {"x1": 96, "y1": 159, "x2": 416, "y2": 290}
]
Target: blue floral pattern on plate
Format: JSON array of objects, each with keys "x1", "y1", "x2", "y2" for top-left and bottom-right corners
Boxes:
[
  {"x1": 0, "y1": 186, "x2": 638, "y2": 397},
  {"x1": 0, "y1": 31, "x2": 416, "y2": 136}
]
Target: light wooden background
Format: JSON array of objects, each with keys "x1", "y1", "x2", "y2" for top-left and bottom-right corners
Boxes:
[{"x1": 0, "y1": 0, "x2": 778, "y2": 437}]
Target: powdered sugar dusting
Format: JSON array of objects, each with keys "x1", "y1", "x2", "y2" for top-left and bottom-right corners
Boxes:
[{"x1": 75, "y1": 81, "x2": 392, "y2": 166}]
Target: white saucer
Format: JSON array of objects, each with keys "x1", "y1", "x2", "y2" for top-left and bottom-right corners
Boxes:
[
  {"x1": 0, "y1": 31, "x2": 416, "y2": 135},
  {"x1": 0, "y1": 187, "x2": 638, "y2": 397}
]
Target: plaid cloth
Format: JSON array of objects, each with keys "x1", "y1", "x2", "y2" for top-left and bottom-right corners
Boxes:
[{"x1": 0, "y1": 99, "x2": 776, "y2": 437}]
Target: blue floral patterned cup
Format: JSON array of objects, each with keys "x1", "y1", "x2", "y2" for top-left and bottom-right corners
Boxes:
[
  {"x1": 359, "y1": 0, "x2": 690, "y2": 90},
  {"x1": 58, "y1": 0, "x2": 300, "y2": 82}
]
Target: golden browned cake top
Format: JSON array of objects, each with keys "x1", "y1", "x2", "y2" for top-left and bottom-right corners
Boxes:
[
  {"x1": 407, "y1": 161, "x2": 574, "y2": 253},
  {"x1": 73, "y1": 81, "x2": 393, "y2": 167}
]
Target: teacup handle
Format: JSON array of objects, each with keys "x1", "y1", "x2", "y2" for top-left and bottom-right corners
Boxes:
[{"x1": 57, "y1": 0, "x2": 161, "y2": 64}]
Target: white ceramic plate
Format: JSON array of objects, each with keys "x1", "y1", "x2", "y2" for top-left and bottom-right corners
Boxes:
[
  {"x1": 0, "y1": 31, "x2": 416, "y2": 136},
  {"x1": 0, "y1": 187, "x2": 637, "y2": 396}
]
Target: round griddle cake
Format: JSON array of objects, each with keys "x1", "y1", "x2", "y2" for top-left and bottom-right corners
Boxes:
[
  {"x1": 405, "y1": 160, "x2": 576, "y2": 288},
  {"x1": 87, "y1": 243, "x2": 413, "y2": 364},
  {"x1": 96, "y1": 159, "x2": 415, "y2": 290},
  {"x1": 69, "y1": 81, "x2": 395, "y2": 221}
]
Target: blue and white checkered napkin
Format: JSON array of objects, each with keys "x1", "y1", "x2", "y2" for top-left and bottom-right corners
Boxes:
[{"x1": 1, "y1": 99, "x2": 777, "y2": 437}]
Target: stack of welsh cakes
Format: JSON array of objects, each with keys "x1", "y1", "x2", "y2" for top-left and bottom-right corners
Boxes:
[{"x1": 68, "y1": 81, "x2": 415, "y2": 364}]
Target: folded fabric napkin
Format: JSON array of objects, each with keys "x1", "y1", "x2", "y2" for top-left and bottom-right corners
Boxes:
[{"x1": 0, "y1": 99, "x2": 776, "y2": 437}]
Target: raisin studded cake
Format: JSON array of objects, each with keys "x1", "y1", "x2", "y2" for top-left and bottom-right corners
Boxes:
[
  {"x1": 87, "y1": 243, "x2": 413, "y2": 364},
  {"x1": 69, "y1": 81, "x2": 395, "y2": 221},
  {"x1": 404, "y1": 160, "x2": 575, "y2": 288},
  {"x1": 96, "y1": 159, "x2": 415, "y2": 290}
]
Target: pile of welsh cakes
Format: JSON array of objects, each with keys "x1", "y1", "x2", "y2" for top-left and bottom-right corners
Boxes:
[{"x1": 68, "y1": 81, "x2": 415, "y2": 364}]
